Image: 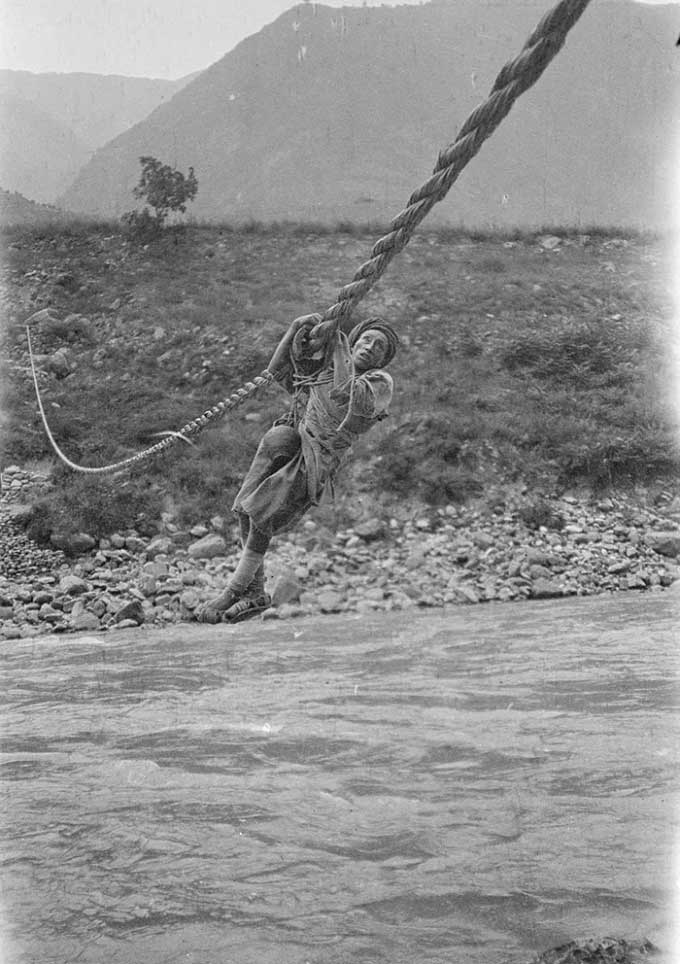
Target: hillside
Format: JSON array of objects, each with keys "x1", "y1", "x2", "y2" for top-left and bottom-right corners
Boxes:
[
  {"x1": 0, "y1": 189, "x2": 75, "y2": 227},
  {"x1": 58, "y1": 0, "x2": 677, "y2": 229},
  {"x1": 0, "y1": 96, "x2": 91, "y2": 202},
  {"x1": 1, "y1": 222, "x2": 676, "y2": 543},
  {"x1": 0, "y1": 70, "x2": 198, "y2": 203}
]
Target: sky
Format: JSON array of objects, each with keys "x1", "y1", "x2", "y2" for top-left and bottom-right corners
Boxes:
[{"x1": 1, "y1": 0, "x2": 677, "y2": 79}]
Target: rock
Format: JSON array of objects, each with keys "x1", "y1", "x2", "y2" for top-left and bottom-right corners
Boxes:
[
  {"x1": 275, "y1": 603, "x2": 302, "y2": 619},
  {"x1": 46, "y1": 350, "x2": 71, "y2": 378},
  {"x1": 139, "y1": 575, "x2": 157, "y2": 596},
  {"x1": 271, "y1": 572, "x2": 303, "y2": 607},
  {"x1": 452, "y1": 585, "x2": 480, "y2": 604},
  {"x1": 187, "y1": 534, "x2": 227, "y2": 559},
  {"x1": 39, "y1": 603, "x2": 62, "y2": 623},
  {"x1": 125, "y1": 536, "x2": 147, "y2": 554},
  {"x1": 25, "y1": 307, "x2": 62, "y2": 328},
  {"x1": 530, "y1": 578, "x2": 563, "y2": 599},
  {"x1": 179, "y1": 589, "x2": 200, "y2": 611},
  {"x1": 0, "y1": 605, "x2": 14, "y2": 620},
  {"x1": 113, "y1": 601, "x2": 145, "y2": 625},
  {"x1": 59, "y1": 574, "x2": 89, "y2": 595},
  {"x1": 472, "y1": 530, "x2": 495, "y2": 549},
  {"x1": 354, "y1": 518, "x2": 385, "y2": 541},
  {"x1": 525, "y1": 549, "x2": 558, "y2": 567},
  {"x1": 50, "y1": 531, "x2": 96, "y2": 554},
  {"x1": 114, "y1": 619, "x2": 139, "y2": 630},
  {"x1": 1, "y1": 624, "x2": 22, "y2": 639},
  {"x1": 4, "y1": 503, "x2": 34, "y2": 527},
  {"x1": 405, "y1": 548, "x2": 427, "y2": 570},
  {"x1": 71, "y1": 611, "x2": 101, "y2": 631},
  {"x1": 32, "y1": 591, "x2": 53, "y2": 604},
  {"x1": 318, "y1": 590, "x2": 343, "y2": 613},
  {"x1": 190, "y1": 525, "x2": 210, "y2": 538},
  {"x1": 538, "y1": 235, "x2": 561, "y2": 250},
  {"x1": 145, "y1": 537, "x2": 173, "y2": 559},
  {"x1": 529, "y1": 564, "x2": 553, "y2": 580},
  {"x1": 143, "y1": 560, "x2": 168, "y2": 578},
  {"x1": 646, "y1": 531, "x2": 680, "y2": 558}
]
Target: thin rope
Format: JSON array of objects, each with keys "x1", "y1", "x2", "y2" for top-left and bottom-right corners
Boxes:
[
  {"x1": 29, "y1": 0, "x2": 592, "y2": 474},
  {"x1": 27, "y1": 326, "x2": 274, "y2": 475}
]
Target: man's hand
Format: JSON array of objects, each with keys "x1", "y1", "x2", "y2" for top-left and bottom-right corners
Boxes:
[{"x1": 306, "y1": 317, "x2": 337, "y2": 354}]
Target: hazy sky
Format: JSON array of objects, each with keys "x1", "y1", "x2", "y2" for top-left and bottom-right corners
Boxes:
[{"x1": 1, "y1": 0, "x2": 677, "y2": 79}]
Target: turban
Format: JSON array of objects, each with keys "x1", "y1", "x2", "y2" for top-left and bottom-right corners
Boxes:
[{"x1": 348, "y1": 317, "x2": 399, "y2": 368}]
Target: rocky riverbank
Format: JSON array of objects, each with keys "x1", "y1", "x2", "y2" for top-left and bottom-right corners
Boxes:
[{"x1": 1, "y1": 464, "x2": 679, "y2": 639}]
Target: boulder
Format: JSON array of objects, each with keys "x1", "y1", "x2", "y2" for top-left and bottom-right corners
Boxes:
[
  {"x1": 271, "y1": 572, "x2": 303, "y2": 607},
  {"x1": 46, "y1": 350, "x2": 71, "y2": 378},
  {"x1": 71, "y1": 611, "x2": 101, "y2": 631},
  {"x1": 530, "y1": 578, "x2": 564, "y2": 599},
  {"x1": 59, "y1": 575, "x2": 89, "y2": 595},
  {"x1": 646, "y1": 531, "x2": 680, "y2": 558},
  {"x1": 187, "y1": 534, "x2": 227, "y2": 559},
  {"x1": 318, "y1": 590, "x2": 343, "y2": 613},
  {"x1": 354, "y1": 518, "x2": 385, "y2": 541},
  {"x1": 50, "y1": 531, "x2": 96, "y2": 554},
  {"x1": 113, "y1": 600, "x2": 145, "y2": 625}
]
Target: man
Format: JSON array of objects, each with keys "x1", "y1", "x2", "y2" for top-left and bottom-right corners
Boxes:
[{"x1": 196, "y1": 312, "x2": 399, "y2": 623}]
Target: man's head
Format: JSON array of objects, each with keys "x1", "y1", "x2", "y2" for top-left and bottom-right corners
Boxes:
[{"x1": 348, "y1": 317, "x2": 399, "y2": 372}]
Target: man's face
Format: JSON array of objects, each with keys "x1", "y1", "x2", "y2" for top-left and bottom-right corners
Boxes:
[{"x1": 352, "y1": 330, "x2": 389, "y2": 371}]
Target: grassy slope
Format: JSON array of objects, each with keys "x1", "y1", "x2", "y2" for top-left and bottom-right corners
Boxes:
[{"x1": 1, "y1": 223, "x2": 677, "y2": 539}]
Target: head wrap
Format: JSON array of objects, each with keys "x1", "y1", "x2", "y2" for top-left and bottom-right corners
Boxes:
[{"x1": 348, "y1": 317, "x2": 399, "y2": 369}]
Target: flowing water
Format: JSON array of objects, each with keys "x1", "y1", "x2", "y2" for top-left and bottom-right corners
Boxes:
[{"x1": 1, "y1": 592, "x2": 678, "y2": 964}]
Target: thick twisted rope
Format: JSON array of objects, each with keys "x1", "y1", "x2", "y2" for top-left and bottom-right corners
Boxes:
[
  {"x1": 319, "y1": 0, "x2": 592, "y2": 329},
  {"x1": 30, "y1": 0, "x2": 591, "y2": 474}
]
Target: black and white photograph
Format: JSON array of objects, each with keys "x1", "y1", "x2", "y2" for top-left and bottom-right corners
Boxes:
[{"x1": 0, "y1": 1, "x2": 678, "y2": 962}]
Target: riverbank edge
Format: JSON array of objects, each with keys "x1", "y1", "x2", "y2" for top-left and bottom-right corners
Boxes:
[{"x1": 2, "y1": 465, "x2": 679, "y2": 639}]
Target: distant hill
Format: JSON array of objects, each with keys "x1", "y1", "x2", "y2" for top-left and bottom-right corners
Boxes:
[
  {"x1": 0, "y1": 188, "x2": 73, "y2": 227},
  {"x1": 57, "y1": 0, "x2": 677, "y2": 230},
  {"x1": 0, "y1": 96, "x2": 91, "y2": 203},
  {"x1": 0, "y1": 70, "x2": 199, "y2": 203}
]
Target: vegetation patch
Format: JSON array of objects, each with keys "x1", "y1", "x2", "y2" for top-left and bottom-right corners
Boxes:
[{"x1": 1, "y1": 223, "x2": 676, "y2": 537}]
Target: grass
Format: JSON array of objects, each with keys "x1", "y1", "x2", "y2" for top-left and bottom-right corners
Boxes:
[{"x1": 1, "y1": 221, "x2": 677, "y2": 540}]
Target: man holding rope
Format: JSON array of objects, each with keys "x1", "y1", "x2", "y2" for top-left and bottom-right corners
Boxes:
[{"x1": 196, "y1": 313, "x2": 399, "y2": 623}]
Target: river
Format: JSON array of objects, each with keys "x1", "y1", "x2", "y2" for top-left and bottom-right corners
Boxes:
[{"x1": 1, "y1": 592, "x2": 678, "y2": 963}]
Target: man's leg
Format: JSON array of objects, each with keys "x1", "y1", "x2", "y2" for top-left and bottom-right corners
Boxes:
[
  {"x1": 196, "y1": 425, "x2": 299, "y2": 622},
  {"x1": 196, "y1": 520, "x2": 269, "y2": 621}
]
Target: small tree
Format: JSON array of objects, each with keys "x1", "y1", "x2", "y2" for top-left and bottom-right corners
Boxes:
[{"x1": 123, "y1": 155, "x2": 198, "y2": 240}]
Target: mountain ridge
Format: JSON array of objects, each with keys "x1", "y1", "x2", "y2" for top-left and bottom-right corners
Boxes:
[
  {"x1": 0, "y1": 69, "x2": 199, "y2": 202},
  {"x1": 11, "y1": 0, "x2": 678, "y2": 228}
]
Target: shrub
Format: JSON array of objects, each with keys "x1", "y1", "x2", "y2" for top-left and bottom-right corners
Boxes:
[
  {"x1": 122, "y1": 156, "x2": 198, "y2": 240},
  {"x1": 517, "y1": 497, "x2": 565, "y2": 531}
]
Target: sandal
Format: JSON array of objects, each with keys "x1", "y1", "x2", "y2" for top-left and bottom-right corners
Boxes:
[
  {"x1": 221, "y1": 593, "x2": 272, "y2": 623},
  {"x1": 195, "y1": 588, "x2": 241, "y2": 623}
]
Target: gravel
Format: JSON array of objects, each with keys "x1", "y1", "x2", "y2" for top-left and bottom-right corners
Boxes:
[{"x1": 1, "y1": 465, "x2": 679, "y2": 638}]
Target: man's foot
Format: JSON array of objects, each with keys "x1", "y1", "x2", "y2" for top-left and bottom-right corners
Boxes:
[
  {"x1": 221, "y1": 593, "x2": 272, "y2": 623},
  {"x1": 195, "y1": 587, "x2": 242, "y2": 623}
]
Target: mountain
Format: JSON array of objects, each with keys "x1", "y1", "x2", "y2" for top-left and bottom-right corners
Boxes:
[
  {"x1": 0, "y1": 70, "x2": 199, "y2": 202},
  {"x1": 0, "y1": 188, "x2": 73, "y2": 226},
  {"x1": 60, "y1": 1, "x2": 678, "y2": 228},
  {"x1": 0, "y1": 95, "x2": 90, "y2": 202}
]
